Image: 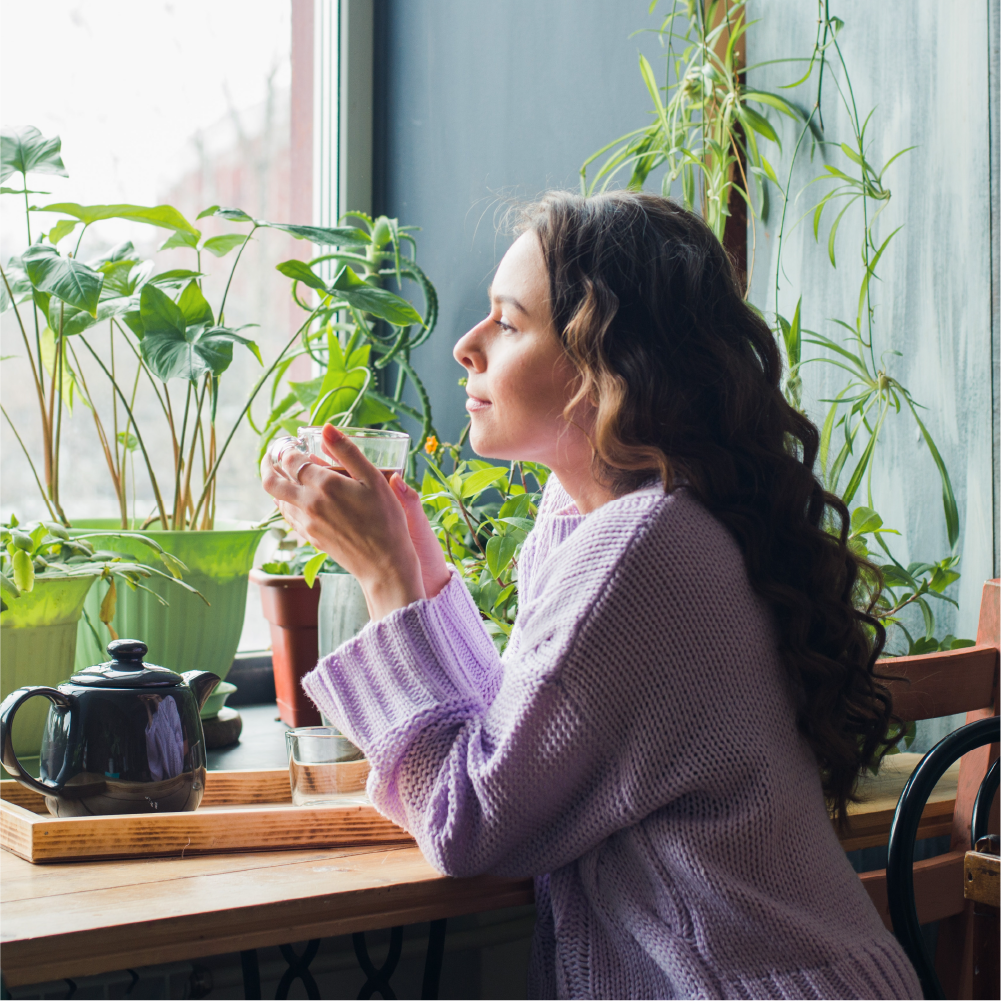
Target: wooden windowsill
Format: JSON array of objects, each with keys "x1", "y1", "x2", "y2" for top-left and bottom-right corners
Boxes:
[{"x1": 837, "y1": 752, "x2": 959, "y2": 852}]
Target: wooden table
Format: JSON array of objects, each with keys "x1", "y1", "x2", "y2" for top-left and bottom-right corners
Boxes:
[
  {"x1": 0, "y1": 843, "x2": 533, "y2": 989},
  {"x1": 0, "y1": 751, "x2": 959, "y2": 991}
]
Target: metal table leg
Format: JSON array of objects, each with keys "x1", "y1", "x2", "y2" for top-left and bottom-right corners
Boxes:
[
  {"x1": 241, "y1": 949, "x2": 261, "y2": 1000},
  {"x1": 421, "y1": 919, "x2": 448, "y2": 1000},
  {"x1": 353, "y1": 926, "x2": 403, "y2": 999},
  {"x1": 276, "y1": 940, "x2": 321, "y2": 1000}
]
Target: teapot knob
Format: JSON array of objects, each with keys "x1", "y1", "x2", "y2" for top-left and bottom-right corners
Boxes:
[{"x1": 107, "y1": 639, "x2": 148, "y2": 665}]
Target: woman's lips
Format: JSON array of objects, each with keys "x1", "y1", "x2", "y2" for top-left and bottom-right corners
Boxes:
[{"x1": 465, "y1": 395, "x2": 492, "y2": 413}]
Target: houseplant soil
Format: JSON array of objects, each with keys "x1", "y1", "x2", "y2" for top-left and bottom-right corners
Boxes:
[{"x1": 248, "y1": 568, "x2": 321, "y2": 727}]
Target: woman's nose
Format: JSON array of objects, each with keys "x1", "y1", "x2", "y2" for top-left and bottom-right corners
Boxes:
[{"x1": 453, "y1": 322, "x2": 488, "y2": 373}]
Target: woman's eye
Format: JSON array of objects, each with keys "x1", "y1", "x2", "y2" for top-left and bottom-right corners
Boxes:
[{"x1": 494, "y1": 318, "x2": 515, "y2": 333}]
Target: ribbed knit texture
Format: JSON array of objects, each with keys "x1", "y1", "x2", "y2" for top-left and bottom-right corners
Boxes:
[{"x1": 303, "y1": 478, "x2": 921, "y2": 1000}]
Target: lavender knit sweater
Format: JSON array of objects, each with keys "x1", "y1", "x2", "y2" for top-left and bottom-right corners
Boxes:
[{"x1": 303, "y1": 478, "x2": 921, "y2": 1000}]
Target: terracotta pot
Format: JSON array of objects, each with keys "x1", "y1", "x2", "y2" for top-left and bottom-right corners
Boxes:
[{"x1": 249, "y1": 569, "x2": 321, "y2": 727}]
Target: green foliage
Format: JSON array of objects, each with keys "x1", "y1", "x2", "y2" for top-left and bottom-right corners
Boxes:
[
  {"x1": 1, "y1": 134, "x2": 436, "y2": 534},
  {"x1": 260, "y1": 540, "x2": 344, "y2": 586},
  {"x1": 1, "y1": 127, "x2": 67, "y2": 183},
  {"x1": 419, "y1": 437, "x2": 548, "y2": 652},
  {"x1": 586, "y1": 3, "x2": 969, "y2": 659},
  {"x1": 580, "y1": 0, "x2": 803, "y2": 248},
  {"x1": 0, "y1": 513, "x2": 199, "y2": 625},
  {"x1": 256, "y1": 212, "x2": 440, "y2": 478}
]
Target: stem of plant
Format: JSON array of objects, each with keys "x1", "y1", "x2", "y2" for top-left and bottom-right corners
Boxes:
[
  {"x1": 1, "y1": 405, "x2": 58, "y2": 522},
  {"x1": 189, "y1": 308, "x2": 324, "y2": 528},
  {"x1": 79, "y1": 335, "x2": 169, "y2": 528},
  {"x1": 218, "y1": 223, "x2": 259, "y2": 324},
  {"x1": 172, "y1": 381, "x2": 193, "y2": 529}
]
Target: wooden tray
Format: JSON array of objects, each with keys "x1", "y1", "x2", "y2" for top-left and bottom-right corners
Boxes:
[{"x1": 0, "y1": 765, "x2": 413, "y2": 864}]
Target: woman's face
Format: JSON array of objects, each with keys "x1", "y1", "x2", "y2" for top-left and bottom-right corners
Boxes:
[{"x1": 453, "y1": 231, "x2": 584, "y2": 466}]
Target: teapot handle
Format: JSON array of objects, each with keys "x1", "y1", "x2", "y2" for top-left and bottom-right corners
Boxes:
[{"x1": 0, "y1": 686, "x2": 75, "y2": 796}]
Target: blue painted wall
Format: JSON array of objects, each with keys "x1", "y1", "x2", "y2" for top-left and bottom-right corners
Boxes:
[
  {"x1": 373, "y1": 0, "x2": 670, "y2": 446},
  {"x1": 374, "y1": 3, "x2": 998, "y2": 753}
]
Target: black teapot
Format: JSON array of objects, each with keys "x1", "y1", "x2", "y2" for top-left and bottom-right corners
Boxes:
[{"x1": 0, "y1": 639, "x2": 219, "y2": 817}]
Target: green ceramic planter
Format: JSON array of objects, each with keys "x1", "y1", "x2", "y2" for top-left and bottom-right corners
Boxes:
[
  {"x1": 1, "y1": 574, "x2": 99, "y2": 757},
  {"x1": 72, "y1": 522, "x2": 267, "y2": 709}
]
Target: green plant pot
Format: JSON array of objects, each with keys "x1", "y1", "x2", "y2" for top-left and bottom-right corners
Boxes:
[
  {"x1": 72, "y1": 522, "x2": 267, "y2": 709},
  {"x1": 1, "y1": 574, "x2": 100, "y2": 757}
]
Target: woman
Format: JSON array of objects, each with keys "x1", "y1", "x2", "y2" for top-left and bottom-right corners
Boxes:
[{"x1": 263, "y1": 191, "x2": 920, "y2": 1000}]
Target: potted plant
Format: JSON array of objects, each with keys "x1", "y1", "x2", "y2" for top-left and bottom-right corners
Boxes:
[
  {"x1": 1, "y1": 128, "x2": 427, "y2": 706},
  {"x1": 251, "y1": 213, "x2": 441, "y2": 724},
  {"x1": 250, "y1": 543, "x2": 341, "y2": 727},
  {"x1": 0, "y1": 515, "x2": 196, "y2": 757}
]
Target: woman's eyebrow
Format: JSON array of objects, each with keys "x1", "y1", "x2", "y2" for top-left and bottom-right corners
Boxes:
[{"x1": 487, "y1": 285, "x2": 528, "y2": 314}]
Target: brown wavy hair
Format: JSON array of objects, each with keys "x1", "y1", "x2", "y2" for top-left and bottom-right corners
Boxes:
[{"x1": 520, "y1": 190, "x2": 893, "y2": 824}]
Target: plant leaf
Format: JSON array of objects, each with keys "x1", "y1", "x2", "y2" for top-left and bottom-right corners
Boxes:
[
  {"x1": 275, "y1": 259, "x2": 327, "y2": 290},
  {"x1": 177, "y1": 280, "x2": 214, "y2": 327},
  {"x1": 160, "y1": 230, "x2": 200, "y2": 251},
  {"x1": 266, "y1": 222, "x2": 371, "y2": 247},
  {"x1": 461, "y1": 466, "x2": 508, "y2": 498},
  {"x1": 47, "y1": 218, "x2": 78, "y2": 246},
  {"x1": 1, "y1": 126, "x2": 67, "y2": 182},
  {"x1": 302, "y1": 550, "x2": 328, "y2": 588},
  {"x1": 12, "y1": 548, "x2": 34, "y2": 592},
  {"x1": 201, "y1": 233, "x2": 248, "y2": 257},
  {"x1": 486, "y1": 535, "x2": 517, "y2": 578},
  {"x1": 22, "y1": 244, "x2": 103, "y2": 315},
  {"x1": 37, "y1": 202, "x2": 198, "y2": 235},
  {"x1": 329, "y1": 266, "x2": 423, "y2": 326},
  {"x1": 197, "y1": 205, "x2": 254, "y2": 222}
]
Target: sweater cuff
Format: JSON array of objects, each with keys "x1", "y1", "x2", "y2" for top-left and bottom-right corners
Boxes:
[{"x1": 301, "y1": 567, "x2": 497, "y2": 751}]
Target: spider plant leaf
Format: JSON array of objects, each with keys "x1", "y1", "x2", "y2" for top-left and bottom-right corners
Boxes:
[
  {"x1": 904, "y1": 398, "x2": 960, "y2": 550},
  {"x1": 743, "y1": 90, "x2": 800, "y2": 119}
]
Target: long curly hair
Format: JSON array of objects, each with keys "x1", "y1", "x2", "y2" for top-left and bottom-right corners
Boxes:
[{"x1": 521, "y1": 190, "x2": 893, "y2": 824}]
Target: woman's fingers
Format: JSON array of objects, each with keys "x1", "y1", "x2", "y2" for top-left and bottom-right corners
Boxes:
[
  {"x1": 320, "y1": 424, "x2": 381, "y2": 484},
  {"x1": 390, "y1": 474, "x2": 452, "y2": 598}
]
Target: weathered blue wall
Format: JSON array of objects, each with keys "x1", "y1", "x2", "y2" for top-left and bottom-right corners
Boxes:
[
  {"x1": 373, "y1": 0, "x2": 670, "y2": 446},
  {"x1": 745, "y1": 2, "x2": 997, "y2": 745},
  {"x1": 374, "y1": 3, "x2": 997, "y2": 740}
]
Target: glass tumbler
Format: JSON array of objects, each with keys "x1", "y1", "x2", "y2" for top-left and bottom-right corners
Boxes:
[
  {"x1": 285, "y1": 726, "x2": 367, "y2": 806},
  {"x1": 269, "y1": 426, "x2": 409, "y2": 478}
]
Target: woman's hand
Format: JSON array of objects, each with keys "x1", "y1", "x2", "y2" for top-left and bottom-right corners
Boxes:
[
  {"x1": 390, "y1": 476, "x2": 452, "y2": 600},
  {"x1": 261, "y1": 424, "x2": 425, "y2": 620}
]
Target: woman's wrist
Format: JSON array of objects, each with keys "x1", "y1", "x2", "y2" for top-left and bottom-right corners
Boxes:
[{"x1": 359, "y1": 565, "x2": 426, "y2": 621}]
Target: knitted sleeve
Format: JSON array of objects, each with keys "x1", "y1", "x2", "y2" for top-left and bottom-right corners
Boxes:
[{"x1": 303, "y1": 488, "x2": 778, "y2": 879}]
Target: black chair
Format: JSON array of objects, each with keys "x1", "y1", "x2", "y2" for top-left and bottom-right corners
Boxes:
[{"x1": 886, "y1": 716, "x2": 1000, "y2": 999}]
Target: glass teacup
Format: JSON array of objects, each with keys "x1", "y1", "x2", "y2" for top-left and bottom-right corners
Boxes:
[
  {"x1": 285, "y1": 726, "x2": 367, "y2": 806},
  {"x1": 269, "y1": 426, "x2": 409, "y2": 479}
]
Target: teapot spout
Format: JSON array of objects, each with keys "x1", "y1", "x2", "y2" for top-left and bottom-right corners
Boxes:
[{"x1": 182, "y1": 671, "x2": 220, "y2": 711}]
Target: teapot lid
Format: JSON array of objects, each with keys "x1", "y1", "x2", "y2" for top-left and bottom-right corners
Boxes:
[{"x1": 69, "y1": 639, "x2": 184, "y2": 689}]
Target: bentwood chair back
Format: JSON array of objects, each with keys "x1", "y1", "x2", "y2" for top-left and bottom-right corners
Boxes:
[
  {"x1": 857, "y1": 578, "x2": 999, "y2": 999},
  {"x1": 885, "y1": 716, "x2": 1000, "y2": 999}
]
